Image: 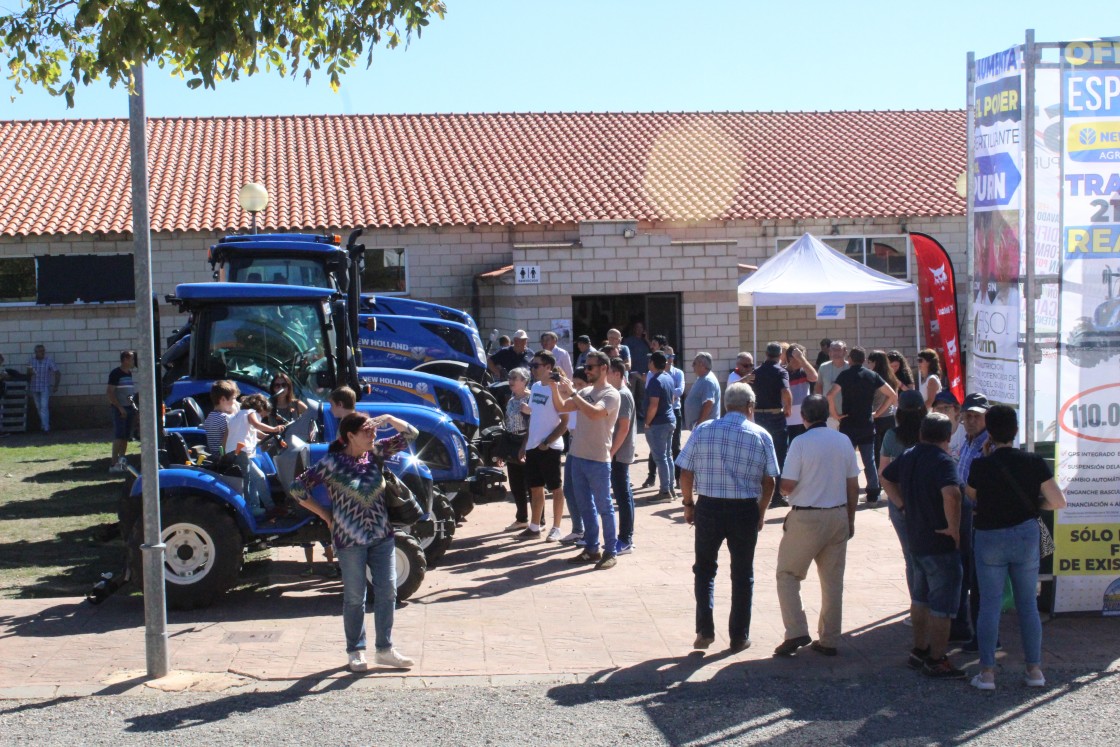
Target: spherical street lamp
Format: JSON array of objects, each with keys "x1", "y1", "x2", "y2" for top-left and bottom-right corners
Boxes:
[{"x1": 238, "y1": 182, "x2": 269, "y2": 234}]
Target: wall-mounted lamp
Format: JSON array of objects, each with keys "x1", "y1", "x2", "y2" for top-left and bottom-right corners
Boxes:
[
  {"x1": 238, "y1": 182, "x2": 269, "y2": 234},
  {"x1": 622, "y1": 228, "x2": 637, "y2": 239}
]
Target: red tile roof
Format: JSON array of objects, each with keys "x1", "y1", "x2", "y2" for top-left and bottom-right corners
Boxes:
[{"x1": 0, "y1": 111, "x2": 966, "y2": 237}]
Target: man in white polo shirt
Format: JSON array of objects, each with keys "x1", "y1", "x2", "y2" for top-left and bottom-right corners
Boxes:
[{"x1": 772, "y1": 394, "x2": 860, "y2": 658}]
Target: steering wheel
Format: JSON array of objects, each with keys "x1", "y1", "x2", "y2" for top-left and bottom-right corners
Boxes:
[{"x1": 283, "y1": 346, "x2": 321, "y2": 375}]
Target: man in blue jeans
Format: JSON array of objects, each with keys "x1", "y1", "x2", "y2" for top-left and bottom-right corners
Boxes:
[
  {"x1": 678, "y1": 382, "x2": 779, "y2": 653},
  {"x1": 881, "y1": 412, "x2": 966, "y2": 679},
  {"x1": 643, "y1": 351, "x2": 678, "y2": 502},
  {"x1": 826, "y1": 346, "x2": 897, "y2": 504},
  {"x1": 552, "y1": 351, "x2": 621, "y2": 569}
]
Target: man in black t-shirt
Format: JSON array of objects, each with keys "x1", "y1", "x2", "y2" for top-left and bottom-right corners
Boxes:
[
  {"x1": 881, "y1": 413, "x2": 966, "y2": 680},
  {"x1": 488, "y1": 329, "x2": 534, "y2": 379},
  {"x1": 826, "y1": 346, "x2": 897, "y2": 503},
  {"x1": 752, "y1": 342, "x2": 791, "y2": 505}
]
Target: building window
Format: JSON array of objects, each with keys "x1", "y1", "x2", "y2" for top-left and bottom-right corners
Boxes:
[
  {"x1": 776, "y1": 235, "x2": 911, "y2": 280},
  {"x1": 35, "y1": 254, "x2": 136, "y2": 304},
  {"x1": 0, "y1": 257, "x2": 36, "y2": 303},
  {"x1": 362, "y1": 248, "x2": 408, "y2": 294}
]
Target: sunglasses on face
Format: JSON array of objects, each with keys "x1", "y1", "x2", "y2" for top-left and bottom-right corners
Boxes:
[{"x1": 531, "y1": 362, "x2": 548, "y2": 368}]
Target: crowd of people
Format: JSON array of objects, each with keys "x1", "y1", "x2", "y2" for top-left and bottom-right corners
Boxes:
[
  {"x1": 13, "y1": 326, "x2": 1063, "y2": 682},
  {"x1": 481, "y1": 328, "x2": 1067, "y2": 688}
]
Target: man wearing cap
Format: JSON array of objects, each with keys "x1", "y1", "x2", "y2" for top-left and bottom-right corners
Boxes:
[
  {"x1": 954, "y1": 392, "x2": 991, "y2": 649},
  {"x1": 489, "y1": 330, "x2": 534, "y2": 379},
  {"x1": 539, "y1": 331, "x2": 573, "y2": 378},
  {"x1": 574, "y1": 335, "x2": 596, "y2": 369},
  {"x1": 752, "y1": 343, "x2": 792, "y2": 506},
  {"x1": 826, "y1": 346, "x2": 897, "y2": 504},
  {"x1": 931, "y1": 391, "x2": 964, "y2": 459},
  {"x1": 773, "y1": 395, "x2": 860, "y2": 658},
  {"x1": 684, "y1": 352, "x2": 721, "y2": 430}
]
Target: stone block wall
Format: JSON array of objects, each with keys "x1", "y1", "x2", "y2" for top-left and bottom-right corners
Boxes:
[{"x1": 0, "y1": 213, "x2": 966, "y2": 427}]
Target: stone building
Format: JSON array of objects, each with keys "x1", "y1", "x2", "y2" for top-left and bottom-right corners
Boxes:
[{"x1": 0, "y1": 111, "x2": 966, "y2": 427}]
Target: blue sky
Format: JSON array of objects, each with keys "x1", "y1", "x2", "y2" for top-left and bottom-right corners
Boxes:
[{"x1": 0, "y1": 1, "x2": 1113, "y2": 120}]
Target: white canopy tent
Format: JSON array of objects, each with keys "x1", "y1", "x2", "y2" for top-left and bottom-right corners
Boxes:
[{"x1": 737, "y1": 233, "x2": 921, "y2": 357}]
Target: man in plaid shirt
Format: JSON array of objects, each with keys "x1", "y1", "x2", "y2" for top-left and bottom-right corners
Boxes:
[
  {"x1": 677, "y1": 381, "x2": 779, "y2": 654},
  {"x1": 27, "y1": 344, "x2": 60, "y2": 434}
]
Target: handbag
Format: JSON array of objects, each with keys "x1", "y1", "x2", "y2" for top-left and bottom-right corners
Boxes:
[
  {"x1": 377, "y1": 456, "x2": 424, "y2": 525},
  {"x1": 494, "y1": 429, "x2": 527, "y2": 462},
  {"x1": 993, "y1": 459, "x2": 1055, "y2": 558}
]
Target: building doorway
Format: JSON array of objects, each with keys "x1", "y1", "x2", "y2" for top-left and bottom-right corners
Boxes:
[{"x1": 572, "y1": 293, "x2": 682, "y2": 356}]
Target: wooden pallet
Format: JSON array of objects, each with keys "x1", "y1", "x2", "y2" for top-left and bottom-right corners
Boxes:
[{"x1": 1, "y1": 380, "x2": 28, "y2": 433}]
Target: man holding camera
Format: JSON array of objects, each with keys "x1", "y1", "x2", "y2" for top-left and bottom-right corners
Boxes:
[{"x1": 552, "y1": 351, "x2": 621, "y2": 569}]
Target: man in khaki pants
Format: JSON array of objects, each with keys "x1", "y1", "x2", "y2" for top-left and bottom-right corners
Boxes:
[{"x1": 772, "y1": 395, "x2": 860, "y2": 657}]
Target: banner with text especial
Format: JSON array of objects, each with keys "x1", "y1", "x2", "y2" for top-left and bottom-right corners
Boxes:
[
  {"x1": 1054, "y1": 41, "x2": 1120, "y2": 614},
  {"x1": 969, "y1": 46, "x2": 1023, "y2": 407}
]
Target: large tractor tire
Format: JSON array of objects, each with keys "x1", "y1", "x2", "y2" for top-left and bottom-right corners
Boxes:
[
  {"x1": 419, "y1": 491, "x2": 455, "y2": 568},
  {"x1": 394, "y1": 533, "x2": 427, "y2": 600},
  {"x1": 365, "y1": 532, "x2": 427, "y2": 602},
  {"x1": 129, "y1": 496, "x2": 244, "y2": 610}
]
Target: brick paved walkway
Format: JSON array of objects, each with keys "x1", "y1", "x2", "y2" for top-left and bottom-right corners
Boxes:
[
  {"x1": 3, "y1": 472, "x2": 1118, "y2": 698},
  {"x1": 5, "y1": 427, "x2": 1120, "y2": 697}
]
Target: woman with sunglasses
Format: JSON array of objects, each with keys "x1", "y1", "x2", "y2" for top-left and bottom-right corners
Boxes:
[{"x1": 268, "y1": 373, "x2": 306, "y2": 427}]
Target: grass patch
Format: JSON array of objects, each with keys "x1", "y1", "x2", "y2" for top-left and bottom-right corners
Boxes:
[{"x1": 0, "y1": 430, "x2": 127, "y2": 598}]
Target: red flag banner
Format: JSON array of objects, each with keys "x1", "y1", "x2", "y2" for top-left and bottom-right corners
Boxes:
[{"x1": 911, "y1": 232, "x2": 964, "y2": 403}]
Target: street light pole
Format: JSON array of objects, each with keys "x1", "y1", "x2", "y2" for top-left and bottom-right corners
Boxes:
[
  {"x1": 238, "y1": 183, "x2": 269, "y2": 236},
  {"x1": 127, "y1": 62, "x2": 169, "y2": 678}
]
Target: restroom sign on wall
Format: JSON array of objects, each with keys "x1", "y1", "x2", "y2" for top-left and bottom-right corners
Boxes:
[{"x1": 515, "y1": 264, "x2": 541, "y2": 284}]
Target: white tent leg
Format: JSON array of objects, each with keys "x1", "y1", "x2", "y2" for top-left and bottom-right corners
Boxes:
[
  {"x1": 856, "y1": 304, "x2": 861, "y2": 346},
  {"x1": 753, "y1": 304, "x2": 758, "y2": 361}
]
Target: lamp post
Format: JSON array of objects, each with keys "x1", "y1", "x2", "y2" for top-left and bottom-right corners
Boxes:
[{"x1": 238, "y1": 182, "x2": 269, "y2": 234}]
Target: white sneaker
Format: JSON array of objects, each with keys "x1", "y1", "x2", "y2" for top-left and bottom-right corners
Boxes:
[
  {"x1": 374, "y1": 648, "x2": 415, "y2": 669},
  {"x1": 545, "y1": 527, "x2": 563, "y2": 542},
  {"x1": 559, "y1": 531, "x2": 584, "y2": 544},
  {"x1": 505, "y1": 521, "x2": 529, "y2": 531},
  {"x1": 348, "y1": 651, "x2": 368, "y2": 672}
]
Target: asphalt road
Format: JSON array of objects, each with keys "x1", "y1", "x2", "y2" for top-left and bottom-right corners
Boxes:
[{"x1": 2, "y1": 666, "x2": 1117, "y2": 746}]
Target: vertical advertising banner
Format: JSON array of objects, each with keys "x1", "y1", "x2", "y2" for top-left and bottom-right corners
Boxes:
[
  {"x1": 912, "y1": 233, "x2": 965, "y2": 403},
  {"x1": 1054, "y1": 41, "x2": 1120, "y2": 614},
  {"x1": 969, "y1": 47, "x2": 1023, "y2": 406}
]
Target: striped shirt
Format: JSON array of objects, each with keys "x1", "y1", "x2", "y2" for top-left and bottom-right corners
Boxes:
[
  {"x1": 676, "y1": 412, "x2": 779, "y2": 499},
  {"x1": 289, "y1": 434, "x2": 409, "y2": 549},
  {"x1": 28, "y1": 356, "x2": 58, "y2": 393}
]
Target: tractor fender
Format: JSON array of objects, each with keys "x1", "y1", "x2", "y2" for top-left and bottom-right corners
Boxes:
[{"x1": 130, "y1": 468, "x2": 257, "y2": 530}]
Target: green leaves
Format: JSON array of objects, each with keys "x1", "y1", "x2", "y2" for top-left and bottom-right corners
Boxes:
[{"x1": 0, "y1": 0, "x2": 446, "y2": 106}]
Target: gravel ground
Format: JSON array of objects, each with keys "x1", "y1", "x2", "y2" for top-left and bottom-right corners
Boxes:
[{"x1": 2, "y1": 666, "x2": 1118, "y2": 746}]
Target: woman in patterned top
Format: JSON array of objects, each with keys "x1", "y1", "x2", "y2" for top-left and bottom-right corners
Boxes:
[
  {"x1": 503, "y1": 367, "x2": 533, "y2": 531},
  {"x1": 290, "y1": 411, "x2": 418, "y2": 672}
]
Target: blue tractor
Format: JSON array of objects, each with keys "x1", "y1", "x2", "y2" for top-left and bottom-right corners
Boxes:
[
  {"x1": 200, "y1": 231, "x2": 507, "y2": 464},
  {"x1": 120, "y1": 416, "x2": 434, "y2": 610}
]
